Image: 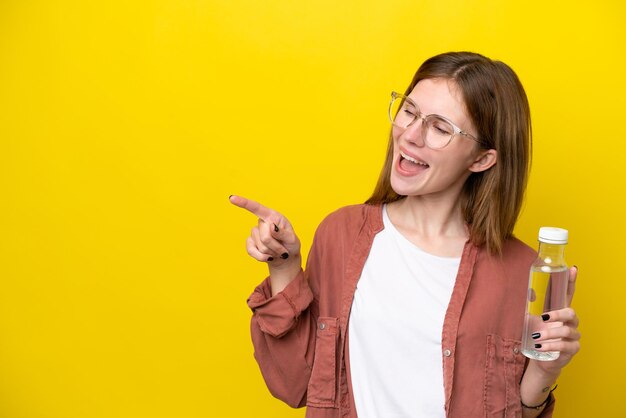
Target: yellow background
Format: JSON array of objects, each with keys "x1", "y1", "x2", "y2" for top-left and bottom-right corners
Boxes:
[{"x1": 1, "y1": 1, "x2": 624, "y2": 417}]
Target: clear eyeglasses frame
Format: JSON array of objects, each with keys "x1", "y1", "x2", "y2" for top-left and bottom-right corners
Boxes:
[{"x1": 388, "y1": 91, "x2": 480, "y2": 149}]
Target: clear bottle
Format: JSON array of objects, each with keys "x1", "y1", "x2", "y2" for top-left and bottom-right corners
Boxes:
[{"x1": 521, "y1": 227, "x2": 569, "y2": 361}]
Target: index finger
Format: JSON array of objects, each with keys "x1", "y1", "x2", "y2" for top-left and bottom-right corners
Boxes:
[
  {"x1": 542, "y1": 307, "x2": 578, "y2": 326},
  {"x1": 229, "y1": 195, "x2": 273, "y2": 220}
]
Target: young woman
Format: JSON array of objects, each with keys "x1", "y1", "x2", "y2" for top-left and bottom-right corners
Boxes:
[{"x1": 230, "y1": 51, "x2": 580, "y2": 417}]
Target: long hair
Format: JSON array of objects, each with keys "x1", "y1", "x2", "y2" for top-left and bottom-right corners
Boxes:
[{"x1": 366, "y1": 52, "x2": 532, "y2": 254}]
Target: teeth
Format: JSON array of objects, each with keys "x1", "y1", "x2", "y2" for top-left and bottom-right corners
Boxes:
[{"x1": 401, "y1": 151, "x2": 428, "y2": 166}]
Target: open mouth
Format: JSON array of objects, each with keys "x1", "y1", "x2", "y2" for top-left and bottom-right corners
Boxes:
[
  {"x1": 400, "y1": 151, "x2": 430, "y2": 168},
  {"x1": 399, "y1": 151, "x2": 429, "y2": 173}
]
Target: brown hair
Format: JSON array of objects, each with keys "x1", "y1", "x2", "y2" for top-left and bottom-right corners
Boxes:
[{"x1": 366, "y1": 51, "x2": 532, "y2": 254}]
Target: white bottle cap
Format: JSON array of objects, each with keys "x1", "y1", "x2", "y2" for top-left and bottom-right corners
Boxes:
[{"x1": 538, "y1": 227, "x2": 568, "y2": 244}]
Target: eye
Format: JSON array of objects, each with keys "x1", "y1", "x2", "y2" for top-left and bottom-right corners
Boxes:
[
  {"x1": 430, "y1": 118, "x2": 454, "y2": 136},
  {"x1": 402, "y1": 102, "x2": 418, "y2": 117}
]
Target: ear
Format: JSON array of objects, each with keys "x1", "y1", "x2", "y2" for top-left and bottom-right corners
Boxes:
[{"x1": 469, "y1": 149, "x2": 497, "y2": 173}]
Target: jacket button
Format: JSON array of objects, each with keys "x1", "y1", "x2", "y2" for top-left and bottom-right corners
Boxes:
[
  {"x1": 319, "y1": 323, "x2": 326, "y2": 330},
  {"x1": 443, "y1": 349, "x2": 452, "y2": 357}
]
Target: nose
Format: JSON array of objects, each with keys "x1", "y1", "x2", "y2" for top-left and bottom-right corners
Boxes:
[{"x1": 399, "y1": 117, "x2": 426, "y2": 147}]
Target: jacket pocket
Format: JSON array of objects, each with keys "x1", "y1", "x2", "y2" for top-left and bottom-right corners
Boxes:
[
  {"x1": 306, "y1": 317, "x2": 338, "y2": 407},
  {"x1": 483, "y1": 334, "x2": 526, "y2": 417}
]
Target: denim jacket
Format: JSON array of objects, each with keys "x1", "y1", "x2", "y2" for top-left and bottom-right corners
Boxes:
[{"x1": 247, "y1": 204, "x2": 555, "y2": 417}]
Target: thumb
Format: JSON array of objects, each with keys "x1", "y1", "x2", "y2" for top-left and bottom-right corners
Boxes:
[
  {"x1": 270, "y1": 220, "x2": 291, "y2": 241},
  {"x1": 269, "y1": 219, "x2": 300, "y2": 250}
]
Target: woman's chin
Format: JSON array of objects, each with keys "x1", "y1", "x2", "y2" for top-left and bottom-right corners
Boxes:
[{"x1": 389, "y1": 175, "x2": 414, "y2": 197}]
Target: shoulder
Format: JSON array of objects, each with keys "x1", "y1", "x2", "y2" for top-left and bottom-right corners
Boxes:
[
  {"x1": 502, "y1": 236, "x2": 537, "y2": 262},
  {"x1": 322, "y1": 203, "x2": 372, "y2": 223},
  {"x1": 477, "y1": 235, "x2": 537, "y2": 275},
  {"x1": 317, "y1": 203, "x2": 380, "y2": 232},
  {"x1": 315, "y1": 204, "x2": 383, "y2": 242}
]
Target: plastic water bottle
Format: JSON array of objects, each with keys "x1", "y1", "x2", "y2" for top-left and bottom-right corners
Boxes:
[{"x1": 521, "y1": 227, "x2": 569, "y2": 361}]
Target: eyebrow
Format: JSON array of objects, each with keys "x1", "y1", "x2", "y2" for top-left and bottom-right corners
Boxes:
[{"x1": 406, "y1": 95, "x2": 453, "y2": 121}]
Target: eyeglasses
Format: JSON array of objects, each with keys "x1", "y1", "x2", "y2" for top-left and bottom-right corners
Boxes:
[{"x1": 388, "y1": 91, "x2": 480, "y2": 149}]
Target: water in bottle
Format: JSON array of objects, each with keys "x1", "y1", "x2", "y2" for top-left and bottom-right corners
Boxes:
[{"x1": 521, "y1": 227, "x2": 569, "y2": 361}]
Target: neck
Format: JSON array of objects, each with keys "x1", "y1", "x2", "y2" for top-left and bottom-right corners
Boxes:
[
  {"x1": 386, "y1": 194, "x2": 469, "y2": 258},
  {"x1": 389, "y1": 194, "x2": 468, "y2": 239}
]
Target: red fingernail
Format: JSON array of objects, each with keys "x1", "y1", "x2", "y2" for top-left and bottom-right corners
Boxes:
[
  {"x1": 274, "y1": 224, "x2": 279, "y2": 233},
  {"x1": 267, "y1": 257, "x2": 274, "y2": 262},
  {"x1": 542, "y1": 314, "x2": 550, "y2": 321}
]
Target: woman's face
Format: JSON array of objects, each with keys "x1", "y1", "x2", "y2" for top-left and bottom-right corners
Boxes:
[{"x1": 389, "y1": 78, "x2": 492, "y2": 201}]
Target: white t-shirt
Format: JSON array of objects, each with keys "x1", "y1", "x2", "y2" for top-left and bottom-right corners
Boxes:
[{"x1": 348, "y1": 206, "x2": 460, "y2": 417}]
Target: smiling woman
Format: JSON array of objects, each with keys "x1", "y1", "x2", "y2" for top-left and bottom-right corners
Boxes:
[
  {"x1": 2, "y1": 0, "x2": 625, "y2": 417},
  {"x1": 230, "y1": 52, "x2": 580, "y2": 418}
]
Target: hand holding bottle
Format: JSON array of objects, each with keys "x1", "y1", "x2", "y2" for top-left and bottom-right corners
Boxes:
[
  {"x1": 522, "y1": 227, "x2": 580, "y2": 372},
  {"x1": 519, "y1": 265, "x2": 580, "y2": 412},
  {"x1": 528, "y1": 265, "x2": 581, "y2": 375},
  {"x1": 229, "y1": 195, "x2": 302, "y2": 295}
]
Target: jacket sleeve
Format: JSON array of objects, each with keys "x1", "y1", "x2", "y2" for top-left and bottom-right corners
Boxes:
[
  {"x1": 245, "y1": 206, "x2": 357, "y2": 408},
  {"x1": 246, "y1": 227, "x2": 327, "y2": 408}
]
